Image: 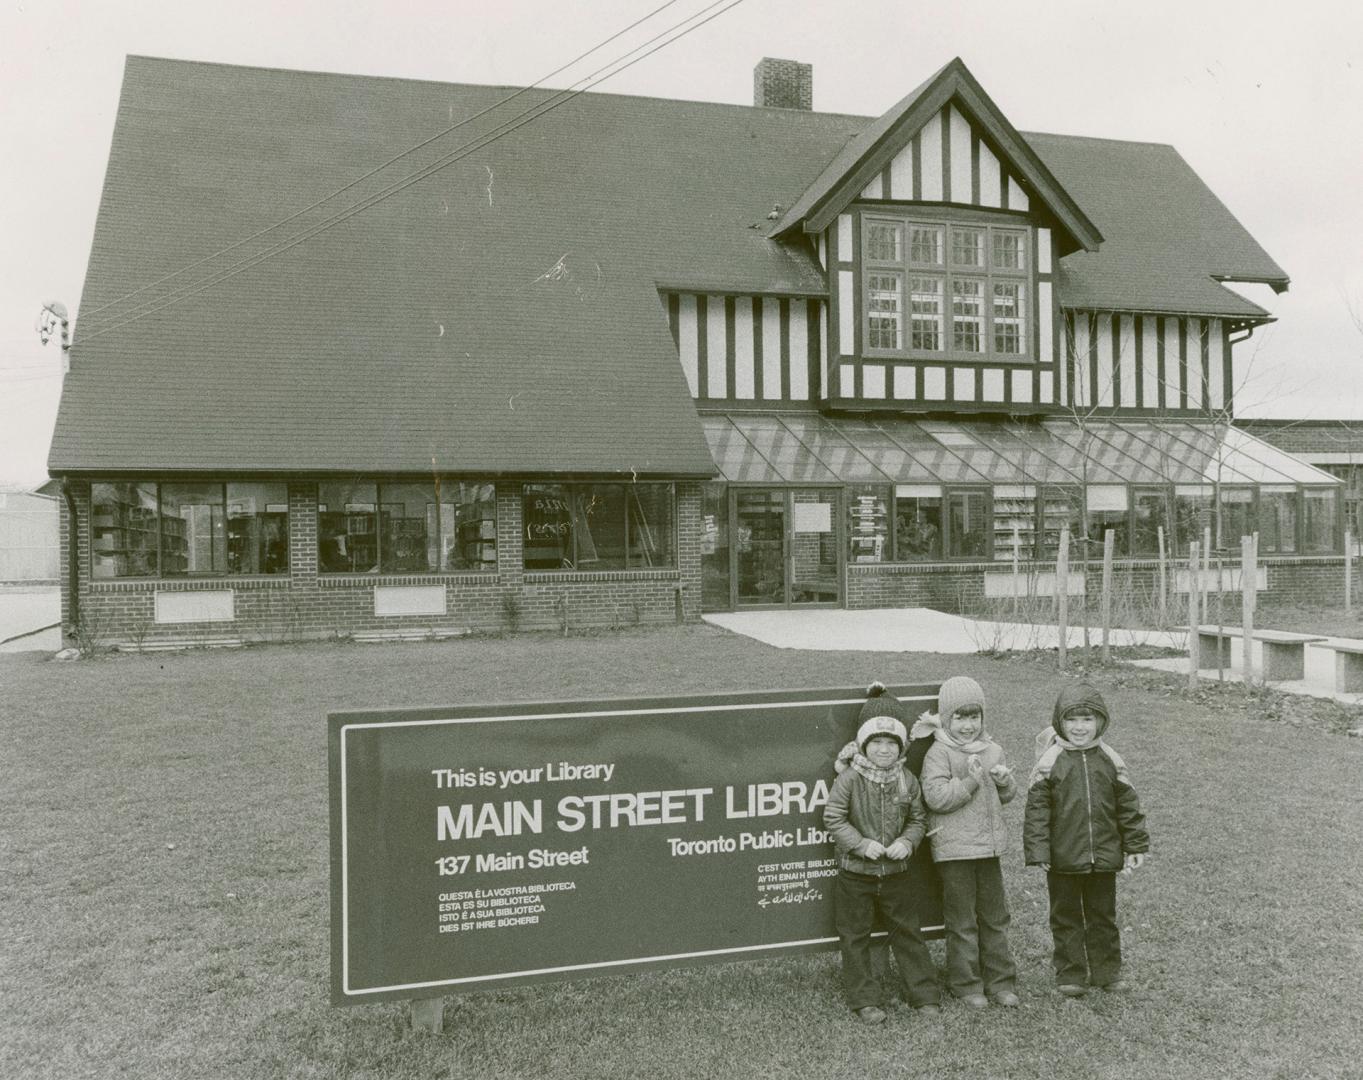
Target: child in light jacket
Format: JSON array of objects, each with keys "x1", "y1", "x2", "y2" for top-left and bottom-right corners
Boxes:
[{"x1": 919, "y1": 675, "x2": 1020, "y2": 1009}]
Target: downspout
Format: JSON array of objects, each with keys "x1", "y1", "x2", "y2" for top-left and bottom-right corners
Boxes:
[{"x1": 61, "y1": 477, "x2": 79, "y2": 636}]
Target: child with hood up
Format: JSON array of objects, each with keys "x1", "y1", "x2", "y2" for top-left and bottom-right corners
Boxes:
[
  {"x1": 823, "y1": 683, "x2": 941, "y2": 1024},
  {"x1": 918, "y1": 675, "x2": 1020, "y2": 1009},
  {"x1": 1024, "y1": 682, "x2": 1150, "y2": 997}
]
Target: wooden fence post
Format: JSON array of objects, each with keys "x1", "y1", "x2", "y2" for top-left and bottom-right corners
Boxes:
[
  {"x1": 1157, "y1": 525, "x2": 1167, "y2": 625},
  {"x1": 1057, "y1": 528, "x2": 1070, "y2": 672},
  {"x1": 1187, "y1": 541, "x2": 1200, "y2": 689},
  {"x1": 1201, "y1": 525, "x2": 1212, "y2": 623},
  {"x1": 1012, "y1": 524, "x2": 1021, "y2": 617},
  {"x1": 1241, "y1": 535, "x2": 1256, "y2": 686},
  {"x1": 1347, "y1": 528, "x2": 1354, "y2": 615},
  {"x1": 1101, "y1": 529, "x2": 1114, "y2": 665}
]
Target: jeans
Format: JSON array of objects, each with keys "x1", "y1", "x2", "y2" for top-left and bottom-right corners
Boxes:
[
  {"x1": 834, "y1": 868, "x2": 939, "y2": 1009},
  {"x1": 1046, "y1": 870, "x2": 1120, "y2": 986},
  {"x1": 937, "y1": 857, "x2": 1016, "y2": 997}
]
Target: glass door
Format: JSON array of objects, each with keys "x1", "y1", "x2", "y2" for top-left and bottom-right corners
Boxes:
[
  {"x1": 736, "y1": 489, "x2": 786, "y2": 606},
  {"x1": 733, "y1": 488, "x2": 841, "y2": 608}
]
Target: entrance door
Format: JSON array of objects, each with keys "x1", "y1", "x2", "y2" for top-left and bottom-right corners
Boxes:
[{"x1": 733, "y1": 488, "x2": 840, "y2": 608}]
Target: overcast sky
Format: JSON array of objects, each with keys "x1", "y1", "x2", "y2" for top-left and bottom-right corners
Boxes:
[{"x1": 2, "y1": 0, "x2": 1360, "y2": 486}]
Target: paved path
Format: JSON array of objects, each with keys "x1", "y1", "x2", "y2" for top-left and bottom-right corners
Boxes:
[
  {"x1": 0, "y1": 587, "x2": 60, "y2": 653},
  {"x1": 703, "y1": 607, "x2": 1181, "y2": 654},
  {"x1": 704, "y1": 606, "x2": 1363, "y2": 707}
]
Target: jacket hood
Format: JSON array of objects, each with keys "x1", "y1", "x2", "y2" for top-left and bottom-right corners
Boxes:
[{"x1": 1051, "y1": 683, "x2": 1110, "y2": 739}]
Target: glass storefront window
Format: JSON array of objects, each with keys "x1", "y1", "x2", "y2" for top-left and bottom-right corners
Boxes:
[
  {"x1": 1258, "y1": 487, "x2": 1297, "y2": 554},
  {"x1": 1302, "y1": 488, "x2": 1338, "y2": 553},
  {"x1": 91, "y1": 482, "x2": 158, "y2": 578},
  {"x1": 522, "y1": 483, "x2": 675, "y2": 571},
  {"x1": 991, "y1": 485, "x2": 1035, "y2": 561},
  {"x1": 318, "y1": 481, "x2": 378, "y2": 573},
  {"x1": 160, "y1": 483, "x2": 226, "y2": 575},
  {"x1": 226, "y1": 483, "x2": 288, "y2": 575},
  {"x1": 1084, "y1": 485, "x2": 1128, "y2": 557},
  {"x1": 1039, "y1": 486, "x2": 1081, "y2": 562},
  {"x1": 1217, "y1": 488, "x2": 1255, "y2": 550},
  {"x1": 894, "y1": 485, "x2": 942, "y2": 560},
  {"x1": 1174, "y1": 486, "x2": 1214, "y2": 557},
  {"x1": 947, "y1": 490, "x2": 990, "y2": 558},
  {"x1": 1132, "y1": 488, "x2": 1172, "y2": 556},
  {"x1": 92, "y1": 481, "x2": 288, "y2": 578},
  {"x1": 318, "y1": 480, "x2": 497, "y2": 574},
  {"x1": 847, "y1": 485, "x2": 890, "y2": 563}
]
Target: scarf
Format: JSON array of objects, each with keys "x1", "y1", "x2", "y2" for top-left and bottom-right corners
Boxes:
[{"x1": 914, "y1": 711, "x2": 993, "y2": 756}]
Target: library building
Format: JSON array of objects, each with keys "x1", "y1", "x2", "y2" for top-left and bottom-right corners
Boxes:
[{"x1": 48, "y1": 55, "x2": 1343, "y2": 645}]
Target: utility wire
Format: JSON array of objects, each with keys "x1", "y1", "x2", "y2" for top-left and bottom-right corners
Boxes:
[
  {"x1": 78, "y1": 0, "x2": 745, "y2": 344},
  {"x1": 75, "y1": 0, "x2": 702, "y2": 332}
]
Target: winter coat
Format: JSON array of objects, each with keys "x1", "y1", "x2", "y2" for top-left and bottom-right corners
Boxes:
[
  {"x1": 1023, "y1": 684, "x2": 1150, "y2": 873},
  {"x1": 824, "y1": 766, "x2": 927, "y2": 877},
  {"x1": 920, "y1": 738, "x2": 1016, "y2": 862}
]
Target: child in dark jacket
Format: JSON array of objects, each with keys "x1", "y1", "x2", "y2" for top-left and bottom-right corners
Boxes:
[
  {"x1": 1024, "y1": 683, "x2": 1150, "y2": 997},
  {"x1": 824, "y1": 684, "x2": 941, "y2": 1024},
  {"x1": 919, "y1": 676, "x2": 1019, "y2": 1009}
]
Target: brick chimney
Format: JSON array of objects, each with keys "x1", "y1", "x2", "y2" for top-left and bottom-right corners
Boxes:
[{"x1": 753, "y1": 57, "x2": 812, "y2": 111}]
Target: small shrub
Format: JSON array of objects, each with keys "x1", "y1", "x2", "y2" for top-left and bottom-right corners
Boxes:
[{"x1": 499, "y1": 591, "x2": 522, "y2": 635}]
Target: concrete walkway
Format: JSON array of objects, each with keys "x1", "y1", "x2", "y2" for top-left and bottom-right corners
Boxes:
[
  {"x1": 0, "y1": 586, "x2": 61, "y2": 653},
  {"x1": 704, "y1": 606, "x2": 1363, "y2": 707},
  {"x1": 702, "y1": 607, "x2": 1182, "y2": 654}
]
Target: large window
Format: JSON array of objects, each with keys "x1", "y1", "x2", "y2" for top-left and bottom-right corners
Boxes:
[
  {"x1": 91, "y1": 481, "x2": 288, "y2": 579},
  {"x1": 1302, "y1": 488, "x2": 1338, "y2": 553},
  {"x1": 894, "y1": 486, "x2": 943, "y2": 560},
  {"x1": 863, "y1": 214, "x2": 1029, "y2": 361},
  {"x1": 317, "y1": 480, "x2": 495, "y2": 574},
  {"x1": 522, "y1": 483, "x2": 675, "y2": 571},
  {"x1": 946, "y1": 490, "x2": 990, "y2": 558},
  {"x1": 1132, "y1": 488, "x2": 1173, "y2": 556},
  {"x1": 1258, "y1": 486, "x2": 1297, "y2": 554},
  {"x1": 847, "y1": 485, "x2": 890, "y2": 563}
]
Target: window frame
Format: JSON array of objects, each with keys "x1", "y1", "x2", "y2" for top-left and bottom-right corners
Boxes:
[
  {"x1": 90, "y1": 480, "x2": 290, "y2": 580},
  {"x1": 317, "y1": 480, "x2": 497, "y2": 575},
  {"x1": 861, "y1": 211, "x2": 1032, "y2": 364},
  {"x1": 521, "y1": 482, "x2": 678, "y2": 572}
]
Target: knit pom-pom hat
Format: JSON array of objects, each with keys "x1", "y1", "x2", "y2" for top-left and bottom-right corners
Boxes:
[
  {"x1": 855, "y1": 682, "x2": 909, "y2": 752},
  {"x1": 936, "y1": 676, "x2": 987, "y2": 733}
]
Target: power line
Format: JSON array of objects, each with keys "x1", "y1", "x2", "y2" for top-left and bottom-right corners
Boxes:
[
  {"x1": 78, "y1": 0, "x2": 746, "y2": 345},
  {"x1": 75, "y1": 0, "x2": 709, "y2": 334}
]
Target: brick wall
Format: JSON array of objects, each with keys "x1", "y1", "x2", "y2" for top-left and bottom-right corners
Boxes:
[{"x1": 60, "y1": 481, "x2": 704, "y2": 648}]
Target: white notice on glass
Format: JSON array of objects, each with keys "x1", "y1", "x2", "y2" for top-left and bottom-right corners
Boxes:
[{"x1": 793, "y1": 501, "x2": 832, "y2": 532}]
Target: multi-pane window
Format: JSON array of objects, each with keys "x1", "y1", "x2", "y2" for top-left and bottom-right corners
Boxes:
[
  {"x1": 862, "y1": 215, "x2": 1029, "y2": 359},
  {"x1": 1302, "y1": 488, "x2": 1338, "y2": 553},
  {"x1": 867, "y1": 273, "x2": 903, "y2": 349},
  {"x1": 91, "y1": 481, "x2": 289, "y2": 579},
  {"x1": 317, "y1": 480, "x2": 495, "y2": 574},
  {"x1": 910, "y1": 278, "x2": 944, "y2": 350},
  {"x1": 522, "y1": 483, "x2": 675, "y2": 571},
  {"x1": 952, "y1": 280, "x2": 984, "y2": 353}
]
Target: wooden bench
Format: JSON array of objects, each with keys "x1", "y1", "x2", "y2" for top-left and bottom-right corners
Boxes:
[
  {"x1": 1182, "y1": 626, "x2": 1326, "y2": 681},
  {"x1": 1310, "y1": 640, "x2": 1363, "y2": 693}
]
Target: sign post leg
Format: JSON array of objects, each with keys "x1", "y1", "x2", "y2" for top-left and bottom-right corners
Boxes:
[{"x1": 411, "y1": 997, "x2": 445, "y2": 1034}]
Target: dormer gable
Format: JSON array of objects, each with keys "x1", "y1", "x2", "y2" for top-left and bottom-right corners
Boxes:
[{"x1": 772, "y1": 58, "x2": 1102, "y2": 257}]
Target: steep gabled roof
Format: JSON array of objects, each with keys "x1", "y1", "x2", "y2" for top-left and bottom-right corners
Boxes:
[
  {"x1": 1028, "y1": 133, "x2": 1289, "y2": 318},
  {"x1": 50, "y1": 57, "x2": 1290, "y2": 474},
  {"x1": 771, "y1": 58, "x2": 1103, "y2": 255}
]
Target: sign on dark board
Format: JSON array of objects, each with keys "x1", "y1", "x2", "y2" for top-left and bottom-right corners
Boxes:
[{"x1": 328, "y1": 685, "x2": 942, "y2": 1005}]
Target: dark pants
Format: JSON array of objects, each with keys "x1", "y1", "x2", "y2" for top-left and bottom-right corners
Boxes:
[
  {"x1": 937, "y1": 858, "x2": 1016, "y2": 997},
  {"x1": 1046, "y1": 870, "x2": 1120, "y2": 987},
  {"x1": 834, "y1": 868, "x2": 939, "y2": 1010}
]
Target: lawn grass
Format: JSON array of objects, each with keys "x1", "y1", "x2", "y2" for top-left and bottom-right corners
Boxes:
[{"x1": 3, "y1": 624, "x2": 1362, "y2": 1079}]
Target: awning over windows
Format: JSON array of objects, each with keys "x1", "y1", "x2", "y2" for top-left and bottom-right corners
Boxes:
[{"x1": 700, "y1": 415, "x2": 1343, "y2": 488}]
